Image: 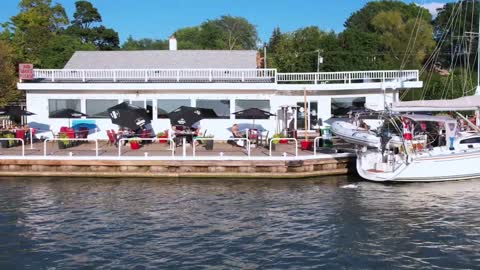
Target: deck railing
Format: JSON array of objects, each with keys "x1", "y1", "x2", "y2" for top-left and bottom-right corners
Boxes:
[
  {"x1": 29, "y1": 69, "x2": 419, "y2": 84},
  {"x1": 276, "y1": 70, "x2": 419, "y2": 84},
  {"x1": 33, "y1": 68, "x2": 277, "y2": 83}
]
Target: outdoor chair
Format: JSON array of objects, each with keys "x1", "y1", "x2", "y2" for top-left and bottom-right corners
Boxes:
[
  {"x1": 15, "y1": 129, "x2": 26, "y2": 140},
  {"x1": 106, "y1": 130, "x2": 117, "y2": 146},
  {"x1": 259, "y1": 130, "x2": 269, "y2": 147}
]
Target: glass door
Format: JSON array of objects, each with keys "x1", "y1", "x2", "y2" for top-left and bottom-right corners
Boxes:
[{"x1": 296, "y1": 101, "x2": 318, "y2": 130}]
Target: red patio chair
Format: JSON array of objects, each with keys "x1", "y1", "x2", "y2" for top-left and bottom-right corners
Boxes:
[
  {"x1": 15, "y1": 130, "x2": 26, "y2": 141},
  {"x1": 106, "y1": 130, "x2": 116, "y2": 146}
]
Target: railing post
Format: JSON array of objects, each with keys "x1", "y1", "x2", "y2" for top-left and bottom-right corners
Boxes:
[
  {"x1": 182, "y1": 137, "x2": 186, "y2": 158},
  {"x1": 51, "y1": 70, "x2": 55, "y2": 82},
  {"x1": 176, "y1": 70, "x2": 180, "y2": 82},
  {"x1": 82, "y1": 70, "x2": 86, "y2": 82},
  {"x1": 315, "y1": 73, "x2": 318, "y2": 84},
  {"x1": 145, "y1": 70, "x2": 148, "y2": 82},
  {"x1": 241, "y1": 72, "x2": 245, "y2": 82},
  {"x1": 209, "y1": 69, "x2": 212, "y2": 82},
  {"x1": 113, "y1": 70, "x2": 117, "y2": 82}
]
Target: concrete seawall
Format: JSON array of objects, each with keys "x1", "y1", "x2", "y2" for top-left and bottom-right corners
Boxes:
[{"x1": 0, "y1": 156, "x2": 355, "y2": 179}]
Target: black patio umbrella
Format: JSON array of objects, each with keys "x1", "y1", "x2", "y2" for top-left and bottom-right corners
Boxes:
[
  {"x1": 233, "y1": 107, "x2": 276, "y2": 129},
  {"x1": 107, "y1": 102, "x2": 151, "y2": 131},
  {"x1": 49, "y1": 108, "x2": 87, "y2": 118},
  {"x1": 49, "y1": 108, "x2": 88, "y2": 127},
  {"x1": 168, "y1": 106, "x2": 217, "y2": 127},
  {"x1": 233, "y1": 108, "x2": 275, "y2": 119},
  {"x1": 0, "y1": 106, "x2": 36, "y2": 124},
  {"x1": 0, "y1": 106, "x2": 35, "y2": 116}
]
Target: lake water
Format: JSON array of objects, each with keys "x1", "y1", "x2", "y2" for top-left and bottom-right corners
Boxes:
[{"x1": 1, "y1": 176, "x2": 479, "y2": 269}]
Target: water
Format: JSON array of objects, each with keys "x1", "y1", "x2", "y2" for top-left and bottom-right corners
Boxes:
[{"x1": 1, "y1": 176, "x2": 480, "y2": 269}]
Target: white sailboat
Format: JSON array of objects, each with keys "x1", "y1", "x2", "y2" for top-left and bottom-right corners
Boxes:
[
  {"x1": 356, "y1": 111, "x2": 480, "y2": 182},
  {"x1": 350, "y1": 1, "x2": 480, "y2": 182}
]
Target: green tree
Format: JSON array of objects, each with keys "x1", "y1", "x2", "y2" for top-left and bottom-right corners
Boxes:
[
  {"x1": 0, "y1": 41, "x2": 21, "y2": 106},
  {"x1": 9, "y1": 0, "x2": 69, "y2": 65},
  {"x1": 341, "y1": 0, "x2": 433, "y2": 71},
  {"x1": 268, "y1": 26, "x2": 338, "y2": 72},
  {"x1": 433, "y1": 0, "x2": 479, "y2": 69},
  {"x1": 39, "y1": 34, "x2": 95, "y2": 68},
  {"x1": 173, "y1": 15, "x2": 258, "y2": 50},
  {"x1": 121, "y1": 36, "x2": 168, "y2": 50},
  {"x1": 66, "y1": 1, "x2": 119, "y2": 50},
  {"x1": 371, "y1": 10, "x2": 435, "y2": 69}
]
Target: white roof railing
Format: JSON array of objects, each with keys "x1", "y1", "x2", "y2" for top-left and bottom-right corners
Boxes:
[{"x1": 28, "y1": 68, "x2": 419, "y2": 84}]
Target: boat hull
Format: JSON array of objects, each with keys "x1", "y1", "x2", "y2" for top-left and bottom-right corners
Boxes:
[{"x1": 357, "y1": 150, "x2": 480, "y2": 182}]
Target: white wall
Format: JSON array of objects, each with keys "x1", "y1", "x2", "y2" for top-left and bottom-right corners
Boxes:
[{"x1": 26, "y1": 90, "x2": 395, "y2": 140}]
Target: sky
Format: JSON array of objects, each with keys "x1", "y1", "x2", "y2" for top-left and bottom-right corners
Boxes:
[{"x1": 0, "y1": 0, "x2": 450, "y2": 44}]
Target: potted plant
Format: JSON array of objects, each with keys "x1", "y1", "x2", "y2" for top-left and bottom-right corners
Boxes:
[
  {"x1": 58, "y1": 133, "x2": 70, "y2": 149},
  {"x1": 129, "y1": 137, "x2": 141, "y2": 150},
  {"x1": 301, "y1": 140, "x2": 313, "y2": 151},
  {"x1": 4, "y1": 133, "x2": 16, "y2": 148},
  {"x1": 203, "y1": 134, "x2": 214, "y2": 150},
  {"x1": 156, "y1": 131, "x2": 168, "y2": 144},
  {"x1": 0, "y1": 134, "x2": 8, "y2": 148},
  {"x1": 269, "y1": 133, "x2": 282, "y2": 151}
]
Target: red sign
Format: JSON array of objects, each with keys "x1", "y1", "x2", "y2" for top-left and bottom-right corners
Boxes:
[{"x1": 19, "y1": 63, "x2": 34, "y2": 80}]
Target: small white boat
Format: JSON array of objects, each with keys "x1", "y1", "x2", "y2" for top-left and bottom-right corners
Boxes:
[{"x1": 331, "y1": 121, "x2": 381, "y2": 148}]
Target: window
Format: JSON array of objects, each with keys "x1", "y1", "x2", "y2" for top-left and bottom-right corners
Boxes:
[
  {"x1": 331, "y1": 97, "x2": 366, "y2": 117},
  {"x1": 196, "y1": 99, "x2": 230, "y2": 119},
  {"x1": 460, "y1": 137, "x2": 480, "y2": 144},
  {"x1": 235, "y1": 100, "x2": 270, "y2": 119},
  {"x1": 157, "y1": 99, "x2": 190, "y2": 118},
  {"x1": 297, "y1": 101, "x2": 318, "y2": 130},
  {"x1": 49, "y1": 99, "x2": 81, "y2": 118},
  {"x1": 86, "y1": 99, "x2": 118, "y2": 118}
]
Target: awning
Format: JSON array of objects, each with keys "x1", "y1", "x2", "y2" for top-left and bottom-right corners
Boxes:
[{"x1": 392, "y1": 95, "x2": 480, "y2": 111}]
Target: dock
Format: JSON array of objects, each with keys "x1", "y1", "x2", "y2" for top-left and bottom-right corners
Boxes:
[{"x1": 0, "y1": 140, "x2": 356, "y2": 179}]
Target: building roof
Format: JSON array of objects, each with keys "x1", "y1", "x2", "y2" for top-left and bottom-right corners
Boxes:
[{"x1": 64, "y1": 50, "x2": 258, "y2": 69}]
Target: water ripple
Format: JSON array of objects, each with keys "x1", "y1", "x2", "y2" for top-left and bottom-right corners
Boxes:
[{"x1": 0, "y1": 177, "x2": 479, "y2": 269}]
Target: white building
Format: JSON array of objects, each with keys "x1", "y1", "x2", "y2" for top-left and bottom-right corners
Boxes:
[{"x1": 17, "y1": 38, "x2": 422, "y2": 139}]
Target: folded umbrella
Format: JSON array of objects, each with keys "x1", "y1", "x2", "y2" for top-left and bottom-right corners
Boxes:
[
  {"x1": 168, "y1": 106, "x2": 217, "y2": 127},
  {"x1": 107, "y1": 102, "x2": 151, "y2": 131}
]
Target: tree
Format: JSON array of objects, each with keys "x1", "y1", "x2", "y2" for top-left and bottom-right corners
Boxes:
[
  {"x1": 433, "y1": 0, "x2": 479, "y2": 69},
  {"x1": 9, "y1": 0, "x2": 69, "y2": 65},
  {"x1": 121, "y1": 36, "x2": 168, "y2": 50},
  {"x1": 371, "y1": 10, "x2": 435, "y2": 69},
  {"x1": 341, "y1": 0, "x2": 433, "y2": 71},
  {"x1": 268, "y1": 27, "x2": 282, "y2": 54},
  {"x1": 0, "y1": 41, "x2": 21, "y2": 107},
  {"x1": 268, "y1": 26, "x2": 338, "y2": 72},
  {"x1": 39, "y1": 35, "x2": 95, "y2": 68},
  {"x1": 66, "y1": 1, "x2": 119, "y2": 50},
  {"x1": 173, "y1": 15, "x2": 258, "y2": 50}
]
